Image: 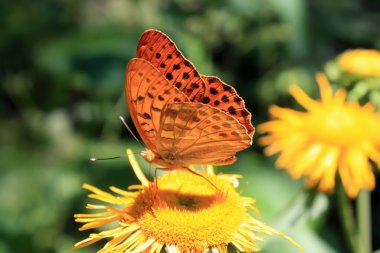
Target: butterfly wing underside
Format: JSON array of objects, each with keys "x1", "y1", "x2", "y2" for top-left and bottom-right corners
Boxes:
[
  {"x1": 201, "y1": 75, "x2": 255, "y2": 137},
  {"x1": 157, "y1": 102, "x2": 252, "y2": 166},
  {"x1": 136, "y1": 29, "x2": 254, "y2": 138},
  {"x1": 125, "y1": 58, "x2": 189, "y2": 153},
  {"x1": 136, "y1": 29, "x2": 205, "y2": 101}
]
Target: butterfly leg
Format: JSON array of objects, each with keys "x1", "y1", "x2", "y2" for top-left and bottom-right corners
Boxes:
[
  {"x1": 181, "y1": 167, "x2": 218, "y2": 191},
  {"x1": 153, "y1": 167, "x2": 173, "y2": 190}
]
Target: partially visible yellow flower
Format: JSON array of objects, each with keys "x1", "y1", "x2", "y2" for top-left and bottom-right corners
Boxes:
[
  {"x1": 74, "y1": 149, "x2": 302, "y2": 252},
  {"x1": 258, "y1": 73, "x2": 380, "y2": 198},
  {"x1": 338, "y1": 49, "x2": 380, "y2": 77}
]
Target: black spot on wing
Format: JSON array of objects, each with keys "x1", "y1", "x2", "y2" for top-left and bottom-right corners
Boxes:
[
  {"x1": 152, "y1": 106, "x2": 161, "y2": 112},
  {"x1": 234, "y1": 97, "x2": 242, "y2": 104},
  {"x1": 223, "y1": 85, "x2": 232, "y2": 93},
  {"x1": 183, "y1": 73, "x2": 190, "y2": 79},
  {"x1": 208, "y1": 77, "x2": 218, "y2": 83},
  {"x1": 202, "y1": 97, "x2": 210, "y2": 103},
  {"x1": 222, "y1": 95, "x2": 229, "y2": 103},
  {"x1": 166, "y1": 73, "x2": 173, "y2": 80},
  {"x1": 228, "y1": 106, "x2": 237, "y2": 115},
  {"x1": 210, "y1": 88, "x2": 218, "y2": 95},
  {"x1": 142, "y1": 113, "x2": 151, "y2": 119},
  {"x1": 241, "y1": 110, "x2": 249, "y2": 117}
]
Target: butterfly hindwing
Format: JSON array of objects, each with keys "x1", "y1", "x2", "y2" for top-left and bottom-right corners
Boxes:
[
  {"x1": 156, "y1": 102, "x2": 252, "y2": 166},
  {"x1": 125, "y1": 58, "x2": 189, "y2": 153}
]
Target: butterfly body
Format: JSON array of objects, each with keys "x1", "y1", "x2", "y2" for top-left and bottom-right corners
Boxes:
[{"x1": 126, "y1": 30, "x2": 254, "y2": 170}]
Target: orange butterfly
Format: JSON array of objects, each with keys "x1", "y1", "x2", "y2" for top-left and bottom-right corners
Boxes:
[{"x1": 125, "y1": 29, "x2": 254, "y2": 170}]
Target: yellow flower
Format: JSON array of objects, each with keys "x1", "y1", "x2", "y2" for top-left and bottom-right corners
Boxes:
[
  {"x1": 74, "y1": 149, "x2": 302, "y2": 253},
  {"x1": 338, "y1": 49, "x2": 380, "y2": 77},
  {"x1": 258, "y1": 73, "x2": 380, "y2": 198}
]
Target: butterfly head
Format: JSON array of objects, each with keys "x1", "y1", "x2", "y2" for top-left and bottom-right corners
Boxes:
[
  {"x1": 141, "y1": 149, "x2": 156, "y2": 163},
  {"x1": 141, "y1": 149, "x2": 181, "y2": 168}
]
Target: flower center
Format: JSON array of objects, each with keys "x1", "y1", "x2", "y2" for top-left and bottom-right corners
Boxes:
[
  {"x1": 308, "y1": 105, "x2": 366, "y2": 146},
  {"x1": 128, "y1": 172, "x2": 246, "y2": 251},
  {"x1": 155, "y1": 189, "x2": 223, "y2": 211}
]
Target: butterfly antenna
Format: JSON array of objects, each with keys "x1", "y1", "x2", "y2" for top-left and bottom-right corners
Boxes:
[
  {"x1": 119, "y1": 116, "x2": 144, "y2": 148},
  {"x1": 90, "y1": 151, "x2": 140, "y2": 161},
  {"x1": 90, "y1": 156, "x2": 122, "y2": 161}
]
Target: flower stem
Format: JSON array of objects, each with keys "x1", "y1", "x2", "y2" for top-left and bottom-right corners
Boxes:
[
  {"x1": 356, "y1": 190, "x2": 371, "y2": 253},
  {"x1": 336, "y1": 180, "x2": 356, "y2": 253}
]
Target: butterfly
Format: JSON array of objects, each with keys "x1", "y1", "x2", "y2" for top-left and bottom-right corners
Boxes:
[{"x1": 125, "y1": 29, "x2": 254, "y2": 169}]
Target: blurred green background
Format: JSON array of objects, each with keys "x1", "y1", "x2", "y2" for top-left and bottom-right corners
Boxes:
[{"x1": 1, "y1": 0, "x2": 380, "y2": 252}]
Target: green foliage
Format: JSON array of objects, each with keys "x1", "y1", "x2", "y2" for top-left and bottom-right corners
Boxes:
[
  {"x1": 1, "y1": 0, "x2": 379, "y2": 252},
  {"x1": 325, "y1": 57, "x2": 380, "y2": 107}
]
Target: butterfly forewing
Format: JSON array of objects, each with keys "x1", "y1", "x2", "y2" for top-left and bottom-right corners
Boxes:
[
  {"x1": 125, "y1": 58, "x2": 189, "y2": 152},
  {"x1": 136, "y1": 30, "x2": 254, "y2": 138},
  {"x1": 201, "y1": 75, "x2": 254, "y2": 137},
  {"x1": 156, "y1": 102, "x2": 252, "y2": 166},
  {"x1": 136, "y1": 29, "x2": 206, "y2": 102}
]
